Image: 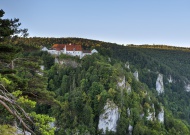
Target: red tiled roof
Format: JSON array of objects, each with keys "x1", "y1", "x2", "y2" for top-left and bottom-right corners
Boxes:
[
  {"x1": 52, "y1": 44, "x2": 65, "y2": 51},
  {"x1": 52, "y1": 44, "x2": 82, "y2": 51},
  {"x1": 66, "y1": 45, "x2": 82, "y2": 51}
]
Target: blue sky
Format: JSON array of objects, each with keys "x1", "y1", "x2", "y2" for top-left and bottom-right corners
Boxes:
[{"x1": 1, "y1": 0, "x2": 190, "y2": 47}]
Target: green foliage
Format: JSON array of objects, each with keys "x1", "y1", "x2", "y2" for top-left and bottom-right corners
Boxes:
[
  {"x1": 30, "y1": 112, "x2": 56, "y2": 135},
  {"x1": 0, "y1": 125, "x2": 16, "y2": 135},
  {"x1": 0, "y1": 75, "x2": 11, "y2": 85},
  {"x1": 3, "y1": 35, "x2": 190, "y2": 134},
  {"x1": 0, "y1": 9, "x2": 28, "y2": 41},
  {"x1": 0, "y1": 9, "x2": 57, "y2": 134}
]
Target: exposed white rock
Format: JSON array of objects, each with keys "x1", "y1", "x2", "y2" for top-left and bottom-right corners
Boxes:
[
  {"x1": 49, "y1": 122, "x2": 55, "y2": 128},
  {"x1": 41, "y1": 46, "x2": 48, "y2": 51},
  {"x1": 118, "y1": 76, "x2": 131, "y2": 93},
  {"x1": 158, "y1": 107, "x2": 164, "y2": 123},
  {"x1": 152, "y1": 104, "x2": 155, "y2": 109},
  {"x1": 40, "y1": 65, "x2": 44, "y2": 70},
  {"x1": 54, "y1": 58, "x2": 79, "y2": 68},
  {"x1": 127, "y1": 108, "x2": 130, "y2": 117},
  {"x1": 55, "y1": 58, "x2": 59, "y2": 64},
  {"x1": 168, "y1": 75, "x2": 173, "y2": 83},
  {"x1": 128, "y1": 124, "x2": 133, "y2": 135},
  {"x1": 125, "y1": 62, "x2": 130, "y2": 69},
  {"x1": 133, "y1": 71, "x2": 139, "y2": 81},
  {"x1": 37, "y1": 65, "x2": 45, "y2": 75},
  {"x1": 108, "y1": 57, "x2": 111, "y2": 62},
  {"x1": 126, "y1": 82, "x2": 131, "y2": 93},
  {"x1": 118, "y1": 76, "x2": 125, "y2": 90},
  {"x1": 185, "y1": 84, "x2": 190, "y2": 92},
  {"x1": 147, "y1": 112, "x2": 153, "y2": 121},
  {"x1": 98, "y1": 100, "x2": 119, "y2": 133},
  {"x1": 145, "y1": 91, "x2": 148, "y2": 96},
  {"x1": 146, "y1": 109, "x2": 155, "y2": 121},
  {"x1": 140, "y1": 113, "x2": 144, "y2": 119},
  {"x1": 17, "y1": 128, "x2": 31, "y2": 135},
  {"x1": 156, "y1": 74, "x2": 164, "y2": 94}
]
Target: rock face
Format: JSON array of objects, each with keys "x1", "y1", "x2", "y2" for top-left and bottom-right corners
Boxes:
[
  {"x1": 17, "y1": 128, "x2": 31, "y2": 135},
  {"x1": 146, "y1": 109, "x2": 155, "y2": 121},
  {"x1": 127, "y1": 108, "x2": 130, "y2": 117},
  {"x1": 98, "y1": 100, "x2": 119, "y2": 133},
  {"x1": 40, "y1": 65, "x2": 44, "y2": 70},
  {"x1": 156, "y1": 74, "x2": 164, "y2": 94},
  {"x1": 146, "y1": 104, "x2": 155, "y2": 121},
  {"x1": 126, "y1": 82, "x2": 131, "y2": 93},
  {"x1": 128, "y1": 124, "x2": 133, "y2": 135},
  {"x1": 37, "y1": 65, "x2": 45, "y2": 76},
  {"x1": 118, "y1": 76, "x2": 125, "y2": 90},
  {"x1": 125, "y1": 62, "x2": 130, "y2": 69},
  {"x1": 55, "y1": 58, "x2": 79, "y2": 68},
  {"x1": 117, "y1": 76, "x2": 131, "y2": 93},
  {"x1": 168, "y1": 75, "x2": 173, "y2": 83},
  {"x1": 108, "y1": 57, "x2": 111, "y2": 62},
  {"x1": 158, "y1": 107, "x2": 164, "y2": 123},
  {"x1": 133, "y1": 71, "x2": 139, "y2": 81},
  {"x1": 185, "y1": 84, "x2": 190, "y2": 92},
  {"x1": 49, "y1": 122, "x2": 55, "y2": 128},
  {"x1": 55, "y1": 58, "x2": 59, "y2": 64}
]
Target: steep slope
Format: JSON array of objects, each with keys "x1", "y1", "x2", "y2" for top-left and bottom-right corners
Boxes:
[
  {"x1": 107, "y1": 45, "x2": 190, "y2": 124},
  {"x1": 41, "y1": 52, "x2": 190, "y2": 135},
  {"x1": 14, "y1": 37, "x2": 190, "y2": 134}
]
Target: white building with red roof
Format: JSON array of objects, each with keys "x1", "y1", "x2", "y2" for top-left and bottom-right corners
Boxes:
[{"x1": 42, "y1": 44, "x2": 97, "y2": 59}]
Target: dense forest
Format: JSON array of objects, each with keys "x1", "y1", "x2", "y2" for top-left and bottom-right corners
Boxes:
[{"x1": 1, "y1": 9, "x2": 190, "y2": 135}]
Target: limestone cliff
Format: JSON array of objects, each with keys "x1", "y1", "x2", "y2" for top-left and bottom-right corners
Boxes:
[
  {"x1": 156, "y1": 74, "x2": 164, "y2": 94},
  {"x1": 158, "y1": 107, "x2": 164, "y2": 123},
  {"x1": 133, "y1": 71, "x2": 139, "y2": 81},
  {"x1": 98, "y1": 100, "x2": 119, "y2": 133}
]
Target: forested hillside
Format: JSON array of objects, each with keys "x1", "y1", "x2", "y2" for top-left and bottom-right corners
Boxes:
[
  {"x1": 1, "y1": 35, "x2": 190, "y2": 134},
  {"x1": 1, "y1": 10, "x2": 190, "y2": 134}
]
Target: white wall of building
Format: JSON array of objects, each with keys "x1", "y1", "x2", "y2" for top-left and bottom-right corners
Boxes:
[
  {"x1": 47, "y1": 50, "x2": 59, "y2": 55},
  {"x1": 42, "y1": 46, "x2": 98, "y2": 59}
]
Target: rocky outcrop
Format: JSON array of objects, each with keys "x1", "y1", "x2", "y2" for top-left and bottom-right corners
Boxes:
[
  {"x1": 37, "y1": 65, "x2": 45, "y2": 76},
  {"x1": 118, "y1": 76, "x2": 125, "y2": 90},
  {"x1": 40, "y1": 65, "x2": 44, "y2": 70},
  {"x1": 49, "y1": 122, "x2": 55, "y2": 128},
  {"x1": 117, "y1": 76, "x2": 131, "y2": 93},
  {"x1": 98, "y1": 100, "x2": 119, "y2": 133},
  {"x1": 156, "y1": 74, "x2": 164, "y2": 94},
  {"x1": 108, "y1": 57, "x2": 111, "y2": 62},
  {"x1": 158, "y1": 107, "x2": 164, "y2": 123},
  {"x1": 146, "y1": 104, "x2": 155, "y2": 121},
  {"x1": 125, "y1": 62, "x2": 130, "y2": 69},
  {"x1": 147, "y1": 110, "x2": 155, "y2": 121},
  {"x1": 147, "y1": 111, "x2": 154, "y2": 121},
  {"x1": 140, "y1": 113, "x2": 145, "y2": 119},
  {"x1": 168, "y1": 75, "x2": 173, "y2": 83},
  {"x1": 55, "y1": 58, "x2": 59, "y2": 64},
  {"x1": 127, "y1": 108, "x2": 130, "y2": 117},
  {"x1": 55, "y1": 58, "x2": 79, "y2": 68},
  {"x1": 185, "y1": 84, "x2": 190, "y2": 92},
  {"x1": 128, "y1": 124, "x2": 133, "y2": 135},
  {"x1": 133, "y1": 71, "x2": 139, "y2": 81},
  {"x1": 17, "y1": 128, "x2": 31, "y2": 135},
  {"x1": 126, "y1": 82, "x2": 131, "y2": 93}
]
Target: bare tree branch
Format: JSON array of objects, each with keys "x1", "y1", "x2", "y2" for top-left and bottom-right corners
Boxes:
[
  {"x1": 0, "y1": 99, "x2": 35, "y2": 134},
  {"x1": 0, "y1": 84, "x2": 36, "y2": 134}
]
